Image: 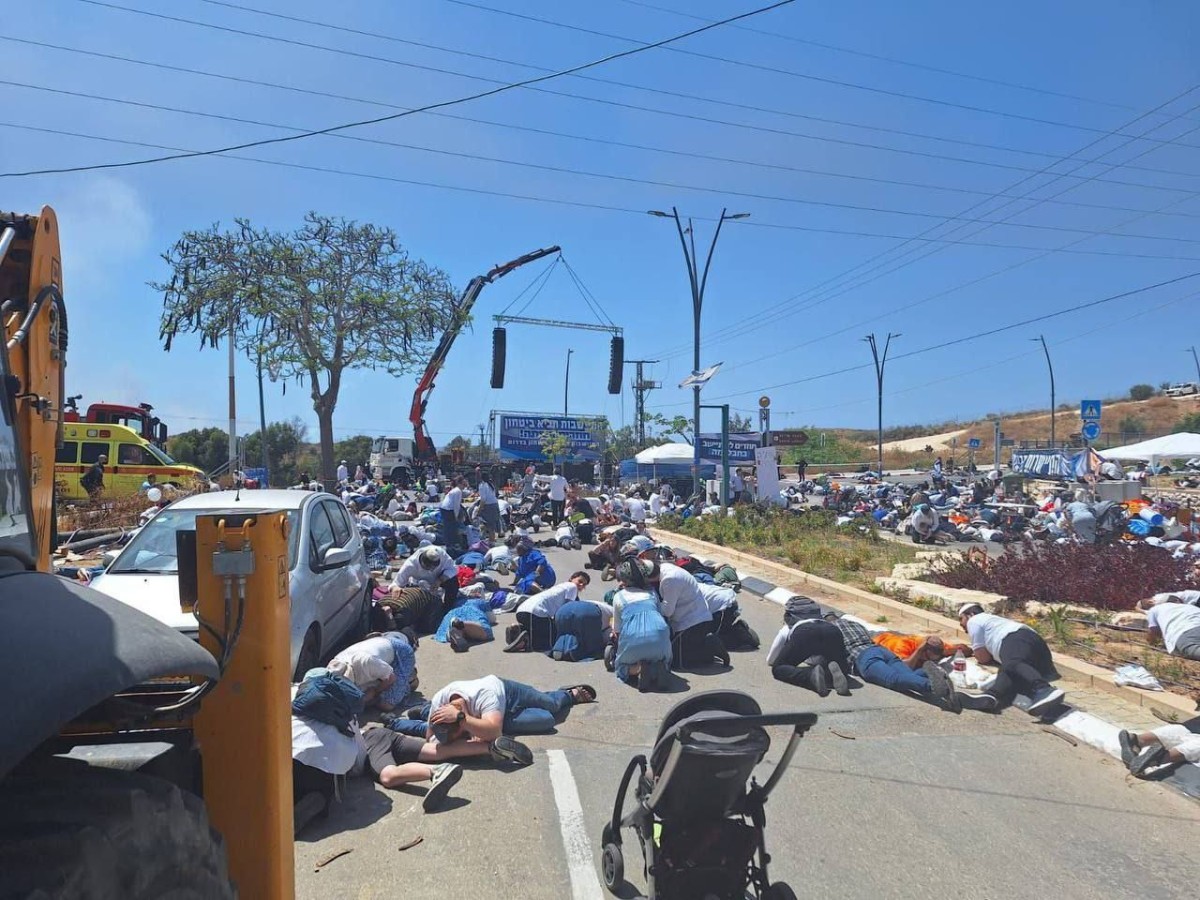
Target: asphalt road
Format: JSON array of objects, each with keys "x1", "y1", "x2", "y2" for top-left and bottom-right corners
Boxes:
[{"x1": 294, "y1": 540, "x2": 1200, "y2": 900}]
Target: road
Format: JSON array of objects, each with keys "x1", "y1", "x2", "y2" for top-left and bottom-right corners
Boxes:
[{"x1": 295, "y1": 539, "x2": 1200, "y2": 900}]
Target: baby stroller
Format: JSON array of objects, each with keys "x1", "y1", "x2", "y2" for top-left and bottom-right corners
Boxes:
[{"x1": 600, "y1": 691, "x2": 816, "y2": 900}]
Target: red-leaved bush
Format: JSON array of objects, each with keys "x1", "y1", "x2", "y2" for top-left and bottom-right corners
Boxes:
[{"x1": 926, "y1": 541, "x2": 1199, "y2": 611}]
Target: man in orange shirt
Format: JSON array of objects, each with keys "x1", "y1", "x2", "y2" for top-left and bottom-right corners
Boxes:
[{"x1": 873, "y1": 632, "x2": 968, "y2": 670}]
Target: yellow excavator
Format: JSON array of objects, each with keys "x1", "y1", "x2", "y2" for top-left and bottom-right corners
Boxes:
[{"x1": 0, "y1": 207, "x2": 293, "y2": 898}]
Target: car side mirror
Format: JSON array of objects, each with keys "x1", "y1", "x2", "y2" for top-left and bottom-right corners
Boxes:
[{"x1": 323, "y1": 546, "x2": 352, "y2": 570}]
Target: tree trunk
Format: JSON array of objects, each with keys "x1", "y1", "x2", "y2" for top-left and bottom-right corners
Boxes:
[{"x1": 316, "y1": 404, "x2": 336, "y2": 490}]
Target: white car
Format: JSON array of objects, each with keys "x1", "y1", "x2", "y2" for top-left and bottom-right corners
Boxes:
[{"x1": 91, "y1": 490, "x2": 371, "y2": 679}]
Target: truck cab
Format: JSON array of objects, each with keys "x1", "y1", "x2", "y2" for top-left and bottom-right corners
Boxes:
[
  {"x1": 64, "y1": 398, "x2": 168, "y2": 447},
  {"x1": 369, "y1": 436, "x2": 416, "y2": 485}
]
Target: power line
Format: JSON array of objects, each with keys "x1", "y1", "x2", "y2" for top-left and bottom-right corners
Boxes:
[
  {"x1": 651, "y1": 269, "x2": 1200, "y2": 405},
  {"x1": 8, "y1": 120, "x2": 1200, "y2": 265},
  {"x1": 609, "y1": 0, "x2": 1156, "y2": 115},
  {"x1": 12, "y1": 75, "x2": 1200, "y2": 246},
  {"x1": 653, "y1": 87, "x2": 1200, "y2": 360},
  {"x1": 437, "y1": 0, "x2": 1200, "y2": 143},
  {"x1": 0, "y1": 0, "x2": 798, "y2": 177},
  {"x1": 9, "y1": 34, "x2": 1199, "y2": 191}
]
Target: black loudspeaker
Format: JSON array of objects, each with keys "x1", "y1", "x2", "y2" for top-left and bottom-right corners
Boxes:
[
  {"x1": 607, "y1": 335, "x2": 624, "y2": 394},
  {"x1": 490, "y1": 328, "x2": 506, "y2": 389}
]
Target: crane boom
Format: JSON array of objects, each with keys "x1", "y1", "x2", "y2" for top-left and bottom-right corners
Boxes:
[{"x1": 410, "y1": 245, "x2": 560, "y2": 461}]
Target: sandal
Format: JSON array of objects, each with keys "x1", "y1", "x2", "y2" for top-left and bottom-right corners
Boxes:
[{"x1": 560, "y1": 684, "x2": 597, "y2": 703}]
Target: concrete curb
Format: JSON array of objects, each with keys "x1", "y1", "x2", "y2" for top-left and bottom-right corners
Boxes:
[{"x1": 655, "y1": 526, "x2": 1198, "y2": 724}]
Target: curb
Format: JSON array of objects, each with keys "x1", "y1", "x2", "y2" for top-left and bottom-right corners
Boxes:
[{"x1": 655, "y1": 527, "x2": 1198, "y2": 724}]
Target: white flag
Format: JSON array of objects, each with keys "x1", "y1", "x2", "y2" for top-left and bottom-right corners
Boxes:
[{"x1": 679, "y1": 362, "x2": 723, "y2": 388}]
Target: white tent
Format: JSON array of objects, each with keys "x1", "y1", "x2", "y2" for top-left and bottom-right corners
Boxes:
[
  {"x1": 634, "y1": 442, "x2": 694, "y2": 464},
  {"x1": 1100, "y1": 432, "x2": 1200, "y2": 461}
]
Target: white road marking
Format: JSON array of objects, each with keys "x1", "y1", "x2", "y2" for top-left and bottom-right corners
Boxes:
[{"x1": 547, "y1": 749, "x2": 604, "y2": 900}]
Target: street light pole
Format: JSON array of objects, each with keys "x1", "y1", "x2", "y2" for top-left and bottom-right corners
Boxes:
[
  {"x1": 1033, "y1": 335, "x2": 1056, "y2": 448},
  {"x1": 1189, "y1": 346, "x2": 1200, "y2": 384},
  {"x1": 864, "y1": 332, "x2": 899, "y2": 479},
  {"x1": 564, "y1": 348, "x2": 573, "y2": 417},
  {"x1": 649, "y1": 207, "x2": 749, "y2": 501}
]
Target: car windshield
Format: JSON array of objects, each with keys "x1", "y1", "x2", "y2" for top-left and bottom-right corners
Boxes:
[
  {"x1": 108, "y1": 507, "x2": 300, "y2": 574},
  {"x1": 146, "y1": 443, "x2": 179, "y2": 466}
]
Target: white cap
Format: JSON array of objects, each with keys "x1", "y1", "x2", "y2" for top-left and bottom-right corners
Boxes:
[{"x1": 958, "y1": 602, "x2": 983, "y2": 617}]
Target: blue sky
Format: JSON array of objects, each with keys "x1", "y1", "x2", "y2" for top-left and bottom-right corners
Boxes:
[{"x1": 4, "y1": 0, "x2": 1200, "y2": 447}]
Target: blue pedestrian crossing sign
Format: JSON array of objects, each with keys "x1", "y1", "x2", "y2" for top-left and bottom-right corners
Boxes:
[
  {"x1": 1080, "y1": 400, "x2": 1102, "y2": 421},
  {"x1": 1082, "y1": 421, "x2": 1102, "y2": 441},
  {"x1": 968, "y1": 438, "x2": 982, "y2": 450}
]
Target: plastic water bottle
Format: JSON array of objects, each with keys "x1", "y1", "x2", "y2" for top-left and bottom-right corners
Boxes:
[{"x1": 952, "y1": 649, "x2": 966, "y2": 673}]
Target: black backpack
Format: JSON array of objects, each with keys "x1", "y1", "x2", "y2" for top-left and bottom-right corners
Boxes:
[{"x1": 783, "y1": 596, "x2": 822, "y2": 626}]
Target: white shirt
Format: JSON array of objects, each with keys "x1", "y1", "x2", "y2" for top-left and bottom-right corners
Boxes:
[
  {"x1": 1152, "y1": 590, "x2": 1200, "y2": 607},
  {"x1": 336, "y1": 464, "x2": 349, "y2": 482},
  {"x1": 649, "y1": 494, "x2": 663, "y2": 516},
  {"x1": 484, "y1": 545, "x2": 512, "y2": 566},
  {"x1": 440, "y1": 486, "x2": 463, "y2": 514},
  {"x1": 516, "y1": 581, "x2": 578, "y2": 618},
  {"x1": 730, "y1": 472, "x2": 744, "y2": 492},
  {"x1": 655, "y1": 563, "x2": 713, "y2": 634},
  {"x1": 966, "y1": 613, "x2": 1028, "y2": 662},
  {"x1": 327, "y1": 636, "x2": 394, "y2": 688},
  {"x1": 766, "y1": 620, "x2": 819, "y2": 665},
  {"x1": 292, "y1": 715, "x2": 364, "y2": 775},
  {"x1": 1147, "y1": 602, "x2": 1200, "y2": 653},
  {"x1": 392, "y1": 547, "x2": 456, "y2": 589},
  {"x1": 548, "y1": 475, "x2": 568, "y2": 502},
  {"x1": 386, "y1": 497, "x2": 402, "y2": 516},
  {"x1": 477, "y1": 481, "x2": 498, "y2": 505},
  {"x1": 699, "y1": 583, "x2": 738, "y2": 614},
  {"x1": 555, "y1": 523, "x2": 574, "y2": 541},
  {"x1": 626, "y1": 498, "x2": 646, "y2": 522},
  {"x1": 429, "y1": 675, "x2": 506, "y2": 723}
]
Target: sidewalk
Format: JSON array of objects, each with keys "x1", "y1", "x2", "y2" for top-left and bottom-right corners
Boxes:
[{"x1": 654, "y1": 525, "x2": 1200, "y2": 800}]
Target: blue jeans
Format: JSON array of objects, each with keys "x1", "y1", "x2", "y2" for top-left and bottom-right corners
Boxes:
[
  {"x1": 501, "y1": 678, "x2": 574, "y2": 735},
  {"x1": 387, "y1": 700, "x2": 431, "y2": 737},
  {"x1": 856, "y1": 645, "x2": 931, "y2": 695}
]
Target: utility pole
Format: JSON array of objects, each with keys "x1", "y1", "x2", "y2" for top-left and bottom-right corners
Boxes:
[
  {"x1": 478, "y1": 423, "x2": 487, "y2": 462},
  {"x1": 227, "y1": 312, "x2": 237, "y2": 482},
  {"x1": 1189, "y1": 346, "x2": 1200, "y2": 384},
  {"x1": 625, "y1": 359, "x2": 661, "y2": 445},
  {"x1": 649, "y1": 207, "x2": 749, "y2": 499},
  {"x1": 1032, "y1": 335, "x2": 1056, "y2": 448},
  {"x1": 864, "y1": 332, "x2": 900, "y2": 479},
  {"x1": 564, "y1": 348, "x2": 574, "y2": 417}
]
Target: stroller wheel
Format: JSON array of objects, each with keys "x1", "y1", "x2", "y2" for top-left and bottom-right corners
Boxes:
[
  {"x1": 603, "y1": 643, "x2": 615, "y2": 672},
  {"x1": 601, "y1": 842, "x2": 624, "y2": 892},
  {"x1": 764, "y1": 883, "x2": 798, "y2": 900}
]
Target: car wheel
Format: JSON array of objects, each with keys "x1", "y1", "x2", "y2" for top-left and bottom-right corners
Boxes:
[
  {"x1": 351, "y1": 583, "x2": 373, "y2": 641},
  {"x1": 294, "y1": 625, "x2": 322, "y2": 681}
]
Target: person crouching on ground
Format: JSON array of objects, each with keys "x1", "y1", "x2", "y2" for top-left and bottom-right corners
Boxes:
[
  {"x1": 327, "y1": 632, "x2": 417, "y2": 712},
  {"x1": 609, "y1": 559, "x2": 673, "y2": 692},
  {"x1": 505, "y1": 571, "x2": 591, "y2": 652},
  {"x1": 511, "y1": 536, "x2": 556, "y2": 594},
  {"x1": 957, "y1": 603, "x2": 1066, "y2": 714},
  {"x1": 393, "y1": 546, "x2": 460, "y2": 612},
  {"x1": 699, "y1": 582, "x2": 760, "y2": 650},
  {"x1": 766, "y1": 598, "x2": 851, "y2": 696},
  {"x1": 645, "y1": 556, "x2": 730, "y2": 668},
  {"x1": 1139, "y1": 594, "x2": 1200, "y2": 662}
]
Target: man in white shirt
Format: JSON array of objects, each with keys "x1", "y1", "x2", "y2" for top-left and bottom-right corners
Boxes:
[
  {"x1": 1143, "y1": 590, "x2": 1200, "y2": 608},
  {"x1": 958, "y1": 603, "x2": 1065, "y2": 714},
  {"x1": 439, "y1": 477, "x2": 465, "y2": 551},
  {"x1": 626, "y1": 494, "x2": 647, "y2": 523},
  {"x1": 649, "y1": 561, "x2": 730, "y2": 668},
  {"x1": 729, "y1": 469, "x2": 745, "y2": 503},
  {"x1": 336, "y1": 460, "x2": 349, "y2": 483},
  {"x1": 422, "y1": 675, "x2": 595, "y2": 755},
  {"x1": 1141, "y1": 596, "x2": 1200, "y2": 661},
  {"x1": 393, "y1": 546, "x2": 460, "y2": 610},
  {"x1": 506, "y1": 572, "x2": 591, "y2": 652},
  {"x1": 648, "y1": 492, "x2": 663, "y2": 517},
  {"x1": 699, "y1": 583, "x2": 759, "y2": 650},
  {"x1": 546, "y1": 468, "x2": 568, "y2": 525}
]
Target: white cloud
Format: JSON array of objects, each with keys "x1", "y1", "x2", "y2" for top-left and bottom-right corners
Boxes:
[{"x1": 43, "y1": 176, "x2": 153, "y2": 293}]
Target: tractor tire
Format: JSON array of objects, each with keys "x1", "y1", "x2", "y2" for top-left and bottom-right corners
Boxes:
[{"x1": 0, "y1": 764, "x2": 235, "y2": 899}]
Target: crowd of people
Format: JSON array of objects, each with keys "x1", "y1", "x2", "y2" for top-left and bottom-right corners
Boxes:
[{"x1": 281, "y1": 459, "x2": 1198, "y2": 831}]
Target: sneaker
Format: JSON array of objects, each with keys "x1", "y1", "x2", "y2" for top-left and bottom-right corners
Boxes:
[
  {"x1": 601, "y1": 566, "x2": 615, "y2": 582},
  {"x1": 1118, "y1": 729, "x2": 1140, "y2": 768},
  {"x1": 922, "y1": 661, "x2": 953, "y2": 702},
  {"x1": 1129, "y1": 744, "x2": 1168, "y2": 777},
  {"x1": 378, "y1": 711, "x2": 400, "y2": 727},
  {"x1": 1026, "y1": 686, "x2": 1066, "y2": 716},
  {"x1": 505, "y1": 623, "x2": 522, "y2": 645},
  {"x1": 827, "y1": 660, "x2": 851, "y2": 697},
  {"x1": 489, "y1": 735, "x2": 533, "y2": 767},
  {"x1": 504, "y1": 629, "x2": 529, "y2": 652},
  {"x1": 448, "y1": 627, "x2": 469, "y2": 653},
  {"x1": 956, "y1": 692, "x2": 999, "y2": 712},
  {"x1": 808, "y1": 659, "x2": 831, "y2": 698},
  {"x1": 423, "y1": 763, "x2": 463, "y2": 813},
  {"x1": 571, "y1": 538, "x2": 582, "y2": 550},
  {"x1": 495, "y1": 561, "x2": 510, "y2": 576}
]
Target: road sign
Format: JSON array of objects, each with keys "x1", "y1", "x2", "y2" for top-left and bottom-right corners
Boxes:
[
  {"x1": 1080, "y1": 400, "x2": 1102, "y2": 421},
  {"x1": 770, "y1": 430, "x2": 808, "y2": 447},
  {"x1": 1082, "y1": 421, "x2": 1101, "y2": 441},
  {"x1": 967, "y1": 438, "x2": 982, "y2": 450},
  {"x1": 758, "y1": 395, "x2": 771, "y2": 408}
]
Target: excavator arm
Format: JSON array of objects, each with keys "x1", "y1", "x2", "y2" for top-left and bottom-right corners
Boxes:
[{"x1": 410, "y1": 244, "x2": 560, "y2": 461}]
